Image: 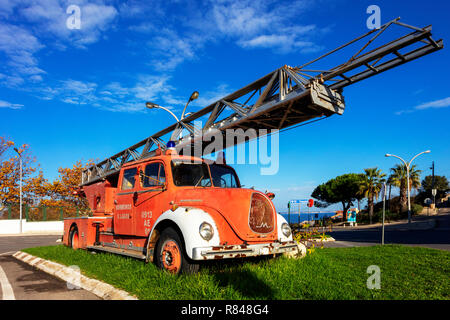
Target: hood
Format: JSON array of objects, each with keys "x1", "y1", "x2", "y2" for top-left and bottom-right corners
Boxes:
[{"x1": 174, "y1": 188, "x2": 278, "y2": 242}]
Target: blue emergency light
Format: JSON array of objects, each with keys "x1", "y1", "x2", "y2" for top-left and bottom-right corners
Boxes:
[{"x1": 167, "y1": 141, "x2": 176, "y2": 149}]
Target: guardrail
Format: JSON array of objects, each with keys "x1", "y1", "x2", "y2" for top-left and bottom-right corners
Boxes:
[{"x1": 0, "y1": 205, "x2": 88, "y2": 222}]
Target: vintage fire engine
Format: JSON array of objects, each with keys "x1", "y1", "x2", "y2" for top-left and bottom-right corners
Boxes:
[
  {"x1": 63, "y1": 19, "x2": 442, "y2": 274},
  {"x1": 64, "y1": 146, "x2": 298, "y2": 274}
]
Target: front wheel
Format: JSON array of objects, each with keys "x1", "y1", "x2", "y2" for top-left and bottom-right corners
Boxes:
[{"x1": 155, "y1": 227, "x2": 199, "y2": 275}]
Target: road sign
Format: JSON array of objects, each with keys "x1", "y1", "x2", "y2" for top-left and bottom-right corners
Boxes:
[
  {"x1": 290, "y1": 199, "x2": 308, "y2": 204},
  {"x1": 432, "y1": 189, "x2": 437, "y2": 196}
]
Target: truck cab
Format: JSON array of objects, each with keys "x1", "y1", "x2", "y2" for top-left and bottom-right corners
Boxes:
[{"x1": 63, "y1": 147, "x2": 297, "y2": 274}]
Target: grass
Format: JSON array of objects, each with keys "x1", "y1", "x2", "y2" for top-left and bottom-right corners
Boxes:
[{"x1": 22, "y1": 244, "x2": 449, "y2": 300}]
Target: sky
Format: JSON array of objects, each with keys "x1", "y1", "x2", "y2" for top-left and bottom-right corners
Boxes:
[{"x1": 1, "y1": 0, "x2": 449, "y2": 212}]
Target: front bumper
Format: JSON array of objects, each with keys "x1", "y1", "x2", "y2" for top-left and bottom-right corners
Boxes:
[{"x1": 192, "y1": 241, "x2": 298, "y2": 260}]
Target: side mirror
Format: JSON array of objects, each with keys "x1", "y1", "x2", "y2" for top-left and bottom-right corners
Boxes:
[{"x1": 265, "y1": 192, "x2": 275, "y2": 200}]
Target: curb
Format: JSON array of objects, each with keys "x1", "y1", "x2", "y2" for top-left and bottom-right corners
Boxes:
[
  {"x1": 13, "y1": 251, "x2": 138, "y2": 300},
  {"x1": 310, "y1": 236, "x2": 335, "y2": 242}
]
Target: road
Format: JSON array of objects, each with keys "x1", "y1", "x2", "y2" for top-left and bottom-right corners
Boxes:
[
  {"x1": 0, "y1": 234, "x2": 99, "y2": 300},
  {"x1": 324, "y1": 213, "x2": 450, "y2": 251}
]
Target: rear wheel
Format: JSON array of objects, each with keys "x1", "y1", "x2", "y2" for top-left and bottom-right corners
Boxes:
[
  {"x1": 155, "y1": 227, "x2": 199, "y2": 275},
  {"x1": 69, "y1": 227, "x2": 80, "y2": 250}
]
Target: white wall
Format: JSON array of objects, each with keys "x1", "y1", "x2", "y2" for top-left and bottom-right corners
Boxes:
[{"x1": 0, "y1": 219, "x2": 63, "y2": 235}]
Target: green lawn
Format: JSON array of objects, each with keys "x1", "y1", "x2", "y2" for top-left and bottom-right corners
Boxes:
[{"x1": 23, "y1": 244, "x2": 449, "y2": 300}]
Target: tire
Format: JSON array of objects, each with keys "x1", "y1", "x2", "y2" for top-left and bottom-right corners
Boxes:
[
  {"x1": 155, "y1": 227, "x2": 199, "y2": 275},
  {"x1": 69, "y1": 227, "x2": 80, "y2": 250}
]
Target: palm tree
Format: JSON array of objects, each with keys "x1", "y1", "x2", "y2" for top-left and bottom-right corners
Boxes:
[
  {"x1": 358, "y1": 167, "x2": 386, "y2": 224},
  {"x1": 388, "y1": 164, "x2": 421, "y2": 213}
]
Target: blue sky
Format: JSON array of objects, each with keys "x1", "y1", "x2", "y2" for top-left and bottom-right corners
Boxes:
[{"x1": 1, "y1": 0, "x2": 449, "y2": 212}]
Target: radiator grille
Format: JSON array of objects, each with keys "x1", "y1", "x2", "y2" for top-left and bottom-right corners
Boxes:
[{"x1": 249, "y1": 193, "x2": 274, "y2": 234}]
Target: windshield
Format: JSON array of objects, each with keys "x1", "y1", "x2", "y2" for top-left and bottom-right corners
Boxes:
[
  {"x1": 171, "y1": 160, "x2": 212, "y2": 187},
  {"x1": 209, "y1": 164, "x2": 240, "y2": 188}
]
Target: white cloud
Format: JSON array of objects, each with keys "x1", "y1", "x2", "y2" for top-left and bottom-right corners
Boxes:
[
  {"x1": 0, "y1": 100, "x2": 24, "y2": 109},
  {"x1": 128, "y1": 0, "x2": 324, "y2": 72},
  {"x1": 415, "y1": 97, "x2": 450, "y2": 110},
  {"x1": 210, "y1": 0, "x2": 319, "y2": 53},
  {"x1": 148, "y1": 29, "x2": 203, "y2": 71},
  {"x1": 191, "y1": 84, "x2": 233, "y2": 108},
  {"x1": 0, "y1": 0, "x2": 118, "y2": 88},
  {"x1": 0, "y1": 22, "x2": 45, "y2": 86},
  {"x1": 36, "y1": 75, "x2": 179, "y2": 113},
  {"x1": 396, "y1": 97, "x2": 450, "y2": 115},
  {"x1": 19, "y1": 0, "x2": 118, "y2": 48},
  {"x1": 132, "y1": 75, "x2": 173, "y2": 101}
]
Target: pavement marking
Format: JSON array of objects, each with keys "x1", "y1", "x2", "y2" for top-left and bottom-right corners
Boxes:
[{"x1": 0, "y1": 265, "x2": 15, "y2": 300}]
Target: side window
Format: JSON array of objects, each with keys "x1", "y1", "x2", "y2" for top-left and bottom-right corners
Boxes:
[
  {"x1": 142, "y1": 163, "x2": 165, "y2": 187},
  {"x1": 121, "y1": 168, "x2": 137, "y2": 190},
  {"x1": 158, "y1": 163, "x2": 166, "y2": 184}
]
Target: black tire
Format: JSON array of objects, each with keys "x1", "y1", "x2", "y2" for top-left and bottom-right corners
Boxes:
[
  {"x1": 155, "y1": 227, "x2": 199, "y2": 275},
  {"x1": 69, "y1": 227, "x2": 79, "y2": 250}
]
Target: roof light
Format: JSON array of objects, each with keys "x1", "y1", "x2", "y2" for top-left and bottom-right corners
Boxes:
[{"x1": 167, "y1": 141, "x2": 176, "y2": 149}]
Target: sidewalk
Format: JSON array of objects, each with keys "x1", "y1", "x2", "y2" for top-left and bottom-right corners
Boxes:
[
  {"x1": 330, "y1": 212, "x2": 447, "y2": 232},
  {"x1": 0, "y1": 232, "x2": 63, "y2": 237}
]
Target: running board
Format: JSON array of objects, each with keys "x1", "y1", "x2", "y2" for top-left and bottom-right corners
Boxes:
[{"x1": 87, "y1": 245, "x2": 146, "y2": 260}]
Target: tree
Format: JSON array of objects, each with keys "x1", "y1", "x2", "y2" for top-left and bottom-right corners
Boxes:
[
  {"x1": 0, "y1": 137, "x2": 47, "y2": 206},
  {"x1": 311, "y1": 173, "x2": 365, "y2": 221},
  {"x1": 415, "y1": 175, "x2": 449, "y2": 205},
  {"x1": 388, "y1": 164, "x2": 421, "y2": 213},
  {"x1": 43, "y1": 160, "x2": 95, "y2": 210},
  {"x1": 358, "y1": 167, "x2": 386, "y2": 224}
]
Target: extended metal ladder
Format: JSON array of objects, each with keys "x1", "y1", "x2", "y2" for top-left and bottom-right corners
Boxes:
[{"x1": 81, "y1": 18, "x2": 443, "y2": 186}]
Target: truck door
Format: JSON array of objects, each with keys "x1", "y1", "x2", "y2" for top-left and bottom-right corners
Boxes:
[
  {"x1": 114, "y1": 167, "x2": 138, "y2": 235},
  {"x1": 134, "y1": 161, "x2": 168, "y2": 237}
]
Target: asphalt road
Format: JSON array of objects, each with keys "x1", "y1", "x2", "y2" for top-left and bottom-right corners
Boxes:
[
  {"x1": 0, "y1": 234, "x2": 61, "y2": 255},
  {"x1": 324, "y1": 213, "x2": 450, "y2": 251},
  {"x1": 0, "y1": 235, "x2": 99, "y2": 300}
]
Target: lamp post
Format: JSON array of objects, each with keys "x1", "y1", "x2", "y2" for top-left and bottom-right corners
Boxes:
[
  {"x1": 13, "y1": 147, "x2": 23, "y2": 233},
  {"x1": 181, "y1": 91, "x2": 199, "y2": 120},
  {"x1": 146, "y1": 102, "x2": 180, "y2": 122},
  {"x1": 146, "y1": 91, "x2": 199, "y2": 141},
  {"x1": 385, "y1": 150, "x2": 431, "y2": 223},
  {"x1": 382, "y1": 182, "x2": 386, "y2": 245}
]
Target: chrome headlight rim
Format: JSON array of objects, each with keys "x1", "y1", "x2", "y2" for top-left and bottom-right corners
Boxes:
[
  {"x1": 199, "y1": 222, "x2": 214, "y2": 241},
  {"x1": 281, "y1": 222, "x2": 292, "y2": 237}
]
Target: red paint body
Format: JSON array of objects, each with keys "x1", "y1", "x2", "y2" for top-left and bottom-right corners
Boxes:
[{"x1": 63, "y1": 150, "x2": 291, "y2": 264}]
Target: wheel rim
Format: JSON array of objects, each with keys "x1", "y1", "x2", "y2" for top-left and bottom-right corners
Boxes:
[
  {"x1": 72, "y1": 230, "x2": 79, "y2": 250},
  {"x1": 161, "y1": 240, "x2": 181, "y2": 273}
]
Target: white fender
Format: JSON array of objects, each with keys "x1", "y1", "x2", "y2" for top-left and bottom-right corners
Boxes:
[
  {"x1": 276, "y1": 213, "x2": 293, "y2": 242},
  {"x1": 149, "y1": 206, "x2": 221, "y2": 259}
]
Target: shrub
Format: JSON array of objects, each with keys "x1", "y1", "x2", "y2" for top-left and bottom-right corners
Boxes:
[{"x1": 411, "y1": 204, "x2": 423, "y2": 215}]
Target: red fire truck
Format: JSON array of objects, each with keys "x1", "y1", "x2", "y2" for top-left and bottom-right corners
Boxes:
[
  {"x1": 63, "y1": 19, "x2": 442, "y2": 274},
  {"x1": 63, "y1": 147, "x2": 297, "y2": 274}
]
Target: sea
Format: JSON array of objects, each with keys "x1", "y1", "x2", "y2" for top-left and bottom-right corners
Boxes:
[{"x1": 279, "y1": 212, "x2": 335, "y2": 224}]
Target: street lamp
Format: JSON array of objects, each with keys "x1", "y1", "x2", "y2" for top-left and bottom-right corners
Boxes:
[
  {"x1": 146, "y1": 102, "x2": 180, "y2": 122},
  {"x1": 385, "y1": 150, "x2": 431, "y2": 223},
  {"x1": 181, "y1": 91, "x2": 199, "y2": 120},
  {"x1": 146, "y1": 91, "x2": 199, "y2": 141},
  {"x1": 13, "y1": 147, "x2": 23, "y2": 233}
]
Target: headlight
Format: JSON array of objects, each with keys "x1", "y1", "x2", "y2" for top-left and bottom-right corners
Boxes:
[
  {"x1": 199, "y1": 222, "x2": 214, "y2": 241},
  {"x1": 281, "y1": 222, "x2": 291, "y2": 237}
]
